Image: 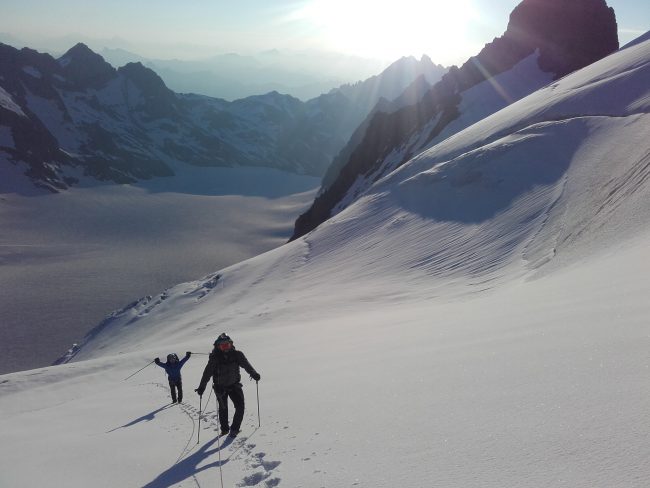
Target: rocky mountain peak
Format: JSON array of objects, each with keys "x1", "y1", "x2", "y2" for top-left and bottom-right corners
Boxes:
[
  {"x1": 505, "y1": 0, "x2": 618, "y2": 76},
  {"x1": 61, "y1": 42, "x2": 96, "y2": 59},
  {"x1": 58, "y1": 43, "x2": 116, "y2": 88},
  {"x1": 451, "y1": 0, "x2": 618, "y2": 91},
  {"x1": 118, "y1": 62, "x2": 171, "y2": 97},
  {"x1": 117, "y1": 62, "x2": 178, "y2": 118}
]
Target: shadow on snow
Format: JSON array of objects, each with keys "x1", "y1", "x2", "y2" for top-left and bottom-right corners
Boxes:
[
  {"x1": 142, "y1": 435, "x2": 234, "y2": 488},
  {"x1": 106, "y1": 404, "x2": 175, "y2": 433}
]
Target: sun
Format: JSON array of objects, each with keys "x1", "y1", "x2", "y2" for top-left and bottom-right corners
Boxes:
[{"x1": 290, "y1": 0, "x2": 478, "y2": 64}]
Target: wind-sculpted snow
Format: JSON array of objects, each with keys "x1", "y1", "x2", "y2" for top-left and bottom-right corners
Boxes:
[
  {"x1": 1, "y1": 31, "x2": 650, "y2": 488},
  {"x1": 327, "y1": 54, "x2": 554, "y2": 217},
  {"x1": 392, "y1": 122, "x2": 581, "y2": 223},
  {"x1": 63, "y1": 36, "x2": 650, "y2": 360},
  {"x1": 292, "y1": 0, "x2": 620, "y2": 240},
  {"x1": 378, "y1": 40, "x2": 650, "y2": 197}
]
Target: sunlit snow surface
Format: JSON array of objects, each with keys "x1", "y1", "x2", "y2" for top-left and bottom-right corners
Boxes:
[{"x1": 1, "y1": 38, "x2": 650, "y2": 487}]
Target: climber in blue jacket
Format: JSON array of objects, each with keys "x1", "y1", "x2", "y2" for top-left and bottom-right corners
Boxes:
[{"x1": 155, "y1": 352, "x2": 191, "y2": 403}]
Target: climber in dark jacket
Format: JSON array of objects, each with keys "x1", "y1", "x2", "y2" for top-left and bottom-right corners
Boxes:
[
  {"x1": 195, "y1": 333, "x2": 260, "y2": 438},
  {"x1": 155, "y1": 352, "x2": 191, "y2": 403}
]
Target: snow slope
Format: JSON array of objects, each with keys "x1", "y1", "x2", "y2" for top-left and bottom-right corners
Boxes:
[
  {"x1": 293, "y1": 0, "x2": 620, "y2": 240},
  {"x1": 330, "y1": 52, "x2": 555, "y2": 215},
  {"x1": 0, "y1": 35, "x2": 649, "y2": 488}
]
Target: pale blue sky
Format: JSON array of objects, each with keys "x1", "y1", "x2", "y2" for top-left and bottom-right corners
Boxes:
[{"x1": 1, "y1": 0, "x2": 648, "y2": 64}]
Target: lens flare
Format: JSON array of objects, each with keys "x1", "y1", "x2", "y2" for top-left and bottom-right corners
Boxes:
[{"x1": 288, "y1": 0, "x2": 478, "y2": 63}]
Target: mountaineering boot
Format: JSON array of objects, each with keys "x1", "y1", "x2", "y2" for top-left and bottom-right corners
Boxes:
[{"x1": 228, "y1": 429, "x2": 240, "y2": 438}]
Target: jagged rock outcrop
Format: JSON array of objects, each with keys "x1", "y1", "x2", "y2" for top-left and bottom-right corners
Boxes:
[
  {"x1": 508, "y1": 0, "x2": 618, "y2": 76},
  {"x1": 59, "y1": 43, "x2": 116, "y2": 89},
  {"x1": 0, "y1": 44, "x2": 447, "y2": 192},
  {"x1": 291, "y1": 0, "x2": 618, "y2": 240},
  {"x1": 117, "y1": 62, "x2": 180, "y2": 119},
  {"x1": 0, "y1": 45, "x2": 74, "y2": 190}
]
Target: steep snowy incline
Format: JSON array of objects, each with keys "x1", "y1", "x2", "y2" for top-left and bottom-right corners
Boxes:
[
  {"x1": 1, "y1": 231, "x2": 648, "y2": 488},
  {"x1": 389, "y1": 36, "x2": 650, "y2": 186},
  {"x1": 292, "y1": 0, "x2": 620, "y2": 239},
  {"x1": 327, "y1": 51, "x2": 555, "y2": 216},
  {"x1": 0, "y1": 32, "x2": 649, "y2": 488},
  {"x1": 64, "y1": 36, "x2": 650, "y2": 361},
  {"x1": 371, "y1": 35, "x2": 650, "y2": 269}
]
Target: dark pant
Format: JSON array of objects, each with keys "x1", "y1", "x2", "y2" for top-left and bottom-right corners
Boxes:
[
  {"x1": 169, "y1": 379, "x2": 183, "y2": 402},
  {"x1": 215, "y1": 385, "x2": 245, "y2": 432}
]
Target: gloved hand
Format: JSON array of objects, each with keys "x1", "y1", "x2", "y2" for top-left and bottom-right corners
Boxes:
[
  {"x1": 186, "y1": 351, "x2": 191, "y2": 358},
  {"x1": 251, "y1": 372, "x2": 261, "y2": 381},
  {"x1": 195, "y1": 387, "x2": 205, "y2": 396},
  {"x1": 154, "y1": 357, "x2": 160, "y2": 364}
]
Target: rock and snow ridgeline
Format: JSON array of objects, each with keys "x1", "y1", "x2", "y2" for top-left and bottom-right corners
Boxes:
[
  {"x1": 0, "y1": 43, "x2": 445, "y2": 192},
  {"x1": 292, "y1": 0, "x2": 620, "y2": 240}
]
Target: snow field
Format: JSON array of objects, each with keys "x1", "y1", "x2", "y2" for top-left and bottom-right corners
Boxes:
[
  {"x1": 1, "y1": 235, "x2": 649, "y2": 487},
  {"x1": 1, "y1": 32, "x2": 649, "y2": 488}
]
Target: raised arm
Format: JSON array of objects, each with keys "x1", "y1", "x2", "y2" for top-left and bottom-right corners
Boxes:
[{"x1": 179, "y1": 351, "x2": 191, "y2": 368}]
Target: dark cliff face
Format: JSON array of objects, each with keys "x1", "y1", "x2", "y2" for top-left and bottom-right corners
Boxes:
[
  {"x1": 0, "y1": 45, "x2": 63, "y2": 102},
  {"x1": 118, "y1": 62, "x2": 180, "y2": 119},
  {"x1": 0, "y1": 43, "x2": 175, "y2": 189},
  {"x1": 60, "y1": 43, "x2": 117, "y2": 89},
  {"x1": 506, "y1": 0, "x2": 618, "y2": 77},
  {"x1": 0, "y1": 45, "x2": 74, "y2": 191},
  {"x1": 291, "y1": 0, "x2": 619, "y2": 241},
  {"x1": 1, "y1": 103, "x2": 74, "y2": 191}
]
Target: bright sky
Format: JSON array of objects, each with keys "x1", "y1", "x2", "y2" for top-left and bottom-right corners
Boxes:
[{"x1": 1, "y1": 0, "x2": 648, "y2": 64}]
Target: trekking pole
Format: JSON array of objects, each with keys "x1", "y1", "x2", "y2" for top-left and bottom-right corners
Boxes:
[
  {"x1": 216, "y1": 393, "x2": 224, "y2": 488},
  {"x1": 190, "y1": 352, "x2": 210, "y2": 355},
  {"x1": 197, "y1": 394, "x2": 202, "y2": 444},
  {"x1": 123, "y1": 359, "x2": 154, "y2": 381},
  {"x1": 256, "y1": 381, "x2": 261, "y2": 428}
]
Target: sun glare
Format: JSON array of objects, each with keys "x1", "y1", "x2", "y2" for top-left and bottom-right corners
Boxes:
[{"x1": 291, "y1": 0, "x2": 478, "y2": 63}]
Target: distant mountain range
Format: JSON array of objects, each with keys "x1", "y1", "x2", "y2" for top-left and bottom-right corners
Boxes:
[
  {"x1": 98, "y1": 47, "x2": 392, "y2": 101},
  {"x1": 0, "y1": 45, "x2": 446, "y2": 192},
  {"x1": 291, "y1": 0, "x2": 619, "y2": 240},
  {"x1": 0, "y1": 32, "x2": 396, "y2": 101}
]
